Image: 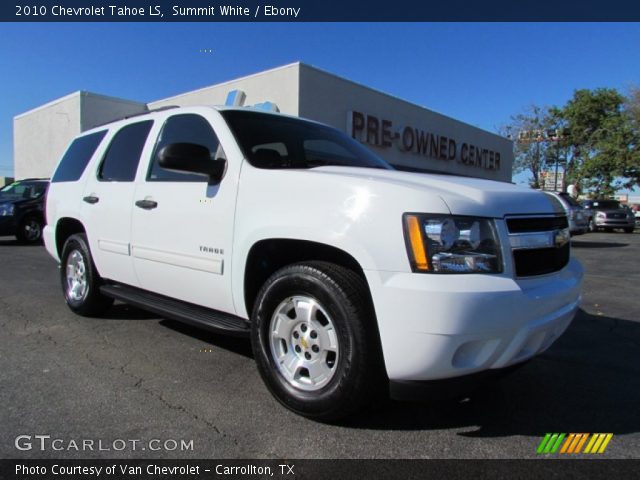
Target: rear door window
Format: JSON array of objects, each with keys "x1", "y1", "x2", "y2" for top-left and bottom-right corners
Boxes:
[{"x1": 98, "y1": 121, "x2": 153, "y2": 182}]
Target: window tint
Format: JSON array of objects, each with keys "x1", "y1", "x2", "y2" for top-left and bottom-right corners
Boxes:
[
  {"x1": 557, "y1": 192, "x2": 580, "y2": 207},
  {"x1": 221, "y1": 110, "x2": 392, "y2": 171},
  {"x1": 0, "y1": 181, "x2": 47, "y2": 199},
  {"x1": 51, "y1": 131, "x2": 107, "y2": 183},
  {"x1": 304, "y1": 139, "x2": 360, "y2": 165},
  {"x1": 98, "y1": 121, "x2": 153, "y2": 182},
  {"x1": 148, "y1": 114, "x2": 223, "y2": 182},
  {"x1": 593, "y1": 200, "x2": 622, "y2": 210}
]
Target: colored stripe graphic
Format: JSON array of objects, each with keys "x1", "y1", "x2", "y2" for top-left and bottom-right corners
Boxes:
[
  {"x1": 550, "y1": 433, "x2": 565, "y2": 453},
  {"x1": 584, "y1": 433, "x2": 599, "y2": 453},
  {"x1": 537, "y1": 434, "x2": 552, "y2": 454},
  {"x1": 574, "y1": 433, "x2": 589, "y2": 453},
  {"x1": 539, "y1": 433, "x2": 614, "y2": 454},
  {"x1": 537, "y1": 433, "x2": 565, "y2": 454},
  {"x1": 560, "y1": 434, "x2": 576, "y2": 453},
  {"x1": 597, "y1": 434, "x2": 614, "y2": 453}
]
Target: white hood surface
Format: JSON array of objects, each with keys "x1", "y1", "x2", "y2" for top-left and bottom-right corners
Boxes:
[{"x1": 307, "y1": 166, "x2": 563, "y2": 218}]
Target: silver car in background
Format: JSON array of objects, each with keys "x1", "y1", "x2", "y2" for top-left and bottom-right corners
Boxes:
[
  {"x1": 544, "y1": 191, "x2": 589, "y2": 235},
  {"x1": 581, "y1": 199, "x2": 636, "y2": 233}
]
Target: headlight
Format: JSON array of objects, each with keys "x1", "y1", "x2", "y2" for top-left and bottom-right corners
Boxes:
[
  {"x1": 596, "y1": 212, "x2": 606, "y2": 219},
  {"x1": 403, "y1": 214, "x2": 502, "y2": 274},
  {"x1": 0, "y1": 203, "x2": 14, "y2": 216}
]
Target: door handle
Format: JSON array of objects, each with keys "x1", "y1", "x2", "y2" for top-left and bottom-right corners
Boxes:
[
  {"x1": 135, "y1": 199, "x2": 158, "y2": 210},
  {"x1": 83, "y1": 195, "x2": 99, "y2": 204}
]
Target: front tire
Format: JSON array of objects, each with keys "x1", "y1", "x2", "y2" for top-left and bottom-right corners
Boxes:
[
  {"x1": 16, "y1": 215, "x2": 43, "y2": 244},
  {"x1": 251, "y1": 262, "x2": 385, "y2": 421},
  {"x1": 624, "y1": 227, "x2": 635, "y2": 233},
  {"x1": 60, "y1": 233, "x2": 113, "y2": 316}
]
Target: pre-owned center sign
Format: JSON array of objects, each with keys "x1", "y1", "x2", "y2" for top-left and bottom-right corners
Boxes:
[{"x1": 348, "y1": 111, "x2": 501, "y2": 171}]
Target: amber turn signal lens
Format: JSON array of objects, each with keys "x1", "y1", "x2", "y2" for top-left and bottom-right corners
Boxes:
[{"x1": 405, "y1": 215, "x2": 429, "y2": 271}]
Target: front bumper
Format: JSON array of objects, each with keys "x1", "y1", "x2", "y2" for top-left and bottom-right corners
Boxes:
[
  {"x1": 389, "y1": 362, "x2": 529, "y2": 401},
  {"x1": 365, "y1": 257, "x2": 583, "y2": 382},
  {"x1": 43, "y1": 225, "x2": 58, "y2": 261},
  {"x1": 595, "y1": 218, "x2": 635, "y2": 228},
  {"x1": 0, "y1": 215, "x2": 17, "y2": 236}
]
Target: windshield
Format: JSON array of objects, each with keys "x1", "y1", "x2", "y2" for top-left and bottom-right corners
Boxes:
[
  {"x1": 592, "y1": 200, "x2": 623, "y2": 210},
  {"x1": 557, "y1": 192, "x2": 581, "y2": 207},
  {"x1": 0, "y1": 181, "x2": 47, "y2": 200},
  {"x1": 221, "y1": 110, "x2": 393, "y2": 170}
]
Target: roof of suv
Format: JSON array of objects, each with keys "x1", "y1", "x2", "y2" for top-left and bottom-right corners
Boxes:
[{"x1": 90, "y1": 105, "x2": 319, "y2": 132}]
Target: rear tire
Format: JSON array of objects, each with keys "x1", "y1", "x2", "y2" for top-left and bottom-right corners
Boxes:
[
  {"x1": 624, "y1": 227, "x2": 634, "y2": 233},
  {"x1": 60, "y1": 233, "x2": 113, "y2": 316},
  {"x1": 251, "y1": 261, "x2": 385, "y2": 422},
  {"x1": 16, "y1": 215, "x2": 43, "y2": 244}
]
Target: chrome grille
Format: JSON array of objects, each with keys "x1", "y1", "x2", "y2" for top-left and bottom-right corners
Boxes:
[{"x1": 506, "y1": 215, "x2": 570, "y2": 277}]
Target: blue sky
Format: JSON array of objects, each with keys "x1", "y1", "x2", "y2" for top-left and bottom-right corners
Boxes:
[{"x1": 1, "y1": 22, "x2": 639, "y2": 184}]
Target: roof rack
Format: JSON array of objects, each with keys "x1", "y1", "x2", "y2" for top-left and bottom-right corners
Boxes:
[
  {"x1": 124, "y1": 105, "x2": 179, "y2": 120},
  {"x1": 94, "y1": 105, "x2": 180, "y2": 128}
]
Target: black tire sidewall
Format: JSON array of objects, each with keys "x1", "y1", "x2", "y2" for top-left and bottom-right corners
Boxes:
[
  {"x1": 252, "y1": 266, "x2": 367, "y2": 419},
  {"x1": 17, "y1": 215, "x2": 43, "y2": 243}
]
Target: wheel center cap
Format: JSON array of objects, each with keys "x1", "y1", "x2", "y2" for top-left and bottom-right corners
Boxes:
[{"x1": 300, "y1": 337, "x2": 309, "y2": 349}]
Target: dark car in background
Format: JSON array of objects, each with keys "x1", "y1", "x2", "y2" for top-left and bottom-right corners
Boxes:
[
  {"x1": 581, "y1": 199, "x2": 635, "y2": 233},
  {"x1": 0, "y1": 179, "x2": 49, "y2": 243}
]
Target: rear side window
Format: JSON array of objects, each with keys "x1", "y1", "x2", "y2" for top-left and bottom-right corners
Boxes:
[
  {"x1": 98, "y1": 121, "x2": 153, "y2": 182},
  {"x1": 51, "y1": 131, "x2": 107, "y2": 183}
]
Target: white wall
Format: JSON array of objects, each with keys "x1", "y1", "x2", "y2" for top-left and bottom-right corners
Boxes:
[
  {"x1": 14, "y1": 93, "x2": 82, "y2": 179},
  {"x1": 13, "y1": 92, "x2": 146, "y2": 179},
  {"x1": 80, "y1": 92, "x2": 147, "y2": 131},
  {"x1": 298, "y1": 64, "x2": 513, "y2": 182},
  {"x1": 149, "y1": 63, "x2": 300, "y2": 115}
]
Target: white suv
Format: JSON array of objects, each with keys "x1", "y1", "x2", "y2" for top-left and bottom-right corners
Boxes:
[{"x1": 44, "y1": 106, "x2": 583, "y2": 420}]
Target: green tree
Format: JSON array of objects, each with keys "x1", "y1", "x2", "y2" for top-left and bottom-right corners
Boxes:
[
  {"x1": 626, "y1": 85, "x2": 640, "y2": 127},
  {"x1": 505, "y1": 105, "x2": 560, "y2": 189},
  {"x1": 558, "y1": 88, "x2": 639, "y2": 197}
]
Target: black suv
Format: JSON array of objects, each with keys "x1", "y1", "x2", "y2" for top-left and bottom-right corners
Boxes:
[{"x1": 0, "y1": 179, "x2": 49, "y2": 243}]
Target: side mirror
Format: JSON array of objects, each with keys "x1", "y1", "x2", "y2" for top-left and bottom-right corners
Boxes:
[{"x1": 158, "y1": 143, "x2": 226, "y2": 184}]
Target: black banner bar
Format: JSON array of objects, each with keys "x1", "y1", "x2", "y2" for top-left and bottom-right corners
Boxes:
[
  {"x1": 2, "y1": 0, "x2": 640, "y2": 22},
  {"x1": 3, "y1": 459, "x2": 640, "y2": 480}
]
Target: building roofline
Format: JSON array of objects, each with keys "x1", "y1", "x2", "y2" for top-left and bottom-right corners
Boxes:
[
  {"x1": 15, "y1": 91, "x2": 146, "y2": 119},
  {"x1": 297, "y1": 62, "x2": 509, "y2": 142},
  {"x1": 14, "y1": 91, "x2": 82, "y2": 119},
  {"x1": 150, "y1": 62, "x2": 302, "y2": 105},
  {"x1": 79, "y1": 91, "x2": 146, "y2": 106}
]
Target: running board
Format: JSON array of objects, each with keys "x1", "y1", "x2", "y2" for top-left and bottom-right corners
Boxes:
[{"x1": 100, "y1": 284, "x2": 250, "y2": 337}]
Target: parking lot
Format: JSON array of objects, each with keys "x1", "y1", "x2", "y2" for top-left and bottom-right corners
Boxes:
[{"x1": 1, "y1": 231, "x2": 638, "y2": 459}]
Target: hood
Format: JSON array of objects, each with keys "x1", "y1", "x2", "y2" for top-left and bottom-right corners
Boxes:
[
  {"x1": 596, "y1": 208, "x2": 633, "y2": 215},
  {"x1": 307, "y1": 167, "x2": 563, "y2": 218}
]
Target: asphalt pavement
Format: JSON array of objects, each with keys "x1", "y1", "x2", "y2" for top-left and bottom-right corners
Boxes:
[{"x1": 1, "y1": 231, "x2": 638, "y2": 459}]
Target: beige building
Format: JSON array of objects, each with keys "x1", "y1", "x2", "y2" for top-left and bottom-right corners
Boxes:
[{"x1": 14, "y1": 62, "x2": 513, "y2": 181}]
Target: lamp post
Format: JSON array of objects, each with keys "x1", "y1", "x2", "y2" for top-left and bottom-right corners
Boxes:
[{"x1": 517, "y1": 128, "x2": 565, "y2": 191}]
